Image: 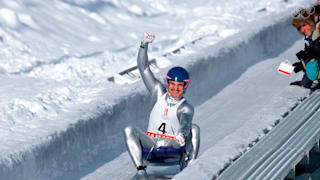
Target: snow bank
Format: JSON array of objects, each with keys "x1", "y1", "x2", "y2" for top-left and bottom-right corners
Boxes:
[{"x1": 0, "y1": 8, "x2": 309, "y2": 180}]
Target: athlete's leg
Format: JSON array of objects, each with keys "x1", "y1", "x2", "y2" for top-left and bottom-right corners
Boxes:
[
  {"x1": 188, "y1": 124, "x2": 200, "y2": 163},
  {"x1": 123, "y1": 126, "x2": 154, "y2": 168}
]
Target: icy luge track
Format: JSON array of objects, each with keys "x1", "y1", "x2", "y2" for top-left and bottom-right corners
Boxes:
[{"x1": 217, "y1": 91, "x2": 320, "y2": 180}]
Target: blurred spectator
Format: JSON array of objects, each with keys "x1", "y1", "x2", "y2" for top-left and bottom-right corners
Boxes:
[{"x1": 290, "y1": 4, "x2": 320, "y2": 90}]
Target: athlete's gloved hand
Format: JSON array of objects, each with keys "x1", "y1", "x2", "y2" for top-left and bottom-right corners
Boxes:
[
  {"x1": 175, "y1": 133, "x2": 185, "y2": 147},
  {"x1": 141, "y1": 33, "x2": 155, "y2": 44}
]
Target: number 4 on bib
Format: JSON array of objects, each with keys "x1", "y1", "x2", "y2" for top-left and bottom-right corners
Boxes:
[{"x1": 158, "y1": 123, "x2": 167, "y2": 134}]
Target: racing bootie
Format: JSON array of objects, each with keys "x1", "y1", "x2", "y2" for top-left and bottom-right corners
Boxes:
[{"x1": 134, "y1": 166, "x2": 148, "y2": 180}]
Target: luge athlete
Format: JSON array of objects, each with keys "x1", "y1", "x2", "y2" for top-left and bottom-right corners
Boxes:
[{"x1": 123, "y1": 33, "x2": 200, "y2": 179}]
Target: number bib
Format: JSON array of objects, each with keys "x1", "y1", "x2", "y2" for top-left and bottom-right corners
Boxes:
[{"x1": 147, "y1": 93, "x2": 185, "y2": 139}]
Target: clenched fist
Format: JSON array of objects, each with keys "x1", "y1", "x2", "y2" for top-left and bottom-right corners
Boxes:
[{"x1": 141, "y1": 33, "x2": 155, "y2": 44}]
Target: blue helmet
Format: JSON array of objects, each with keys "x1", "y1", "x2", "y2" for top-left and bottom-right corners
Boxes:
[{"x1": 165, "y1": 66, "x2": 190, "y2": 89}]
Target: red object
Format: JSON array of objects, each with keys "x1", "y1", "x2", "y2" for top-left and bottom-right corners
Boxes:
[
  {"x1": 278, "y1": 69, "x2": 291, "y2": 76},
  {"x1": 318, "y1": 23, "x2": 320, "y2": 30},
  {"x1": 146, "y1": 131, "x2": 175, "y2": 140},
  {"x1": 164, "y1": 108, "x2": 168, "y2": 116}
]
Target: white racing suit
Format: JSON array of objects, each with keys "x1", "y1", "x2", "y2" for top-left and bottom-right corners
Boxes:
[{"x1": 123, "y1": 42, "x2": 200, "y2": 169}]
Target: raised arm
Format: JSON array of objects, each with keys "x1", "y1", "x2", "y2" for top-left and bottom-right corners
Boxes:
[{"x1": 137, "y1": 33, "x2": 166, "y2": 101}]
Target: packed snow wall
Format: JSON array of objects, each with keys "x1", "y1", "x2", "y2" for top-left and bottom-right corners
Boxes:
[{"x1": 0, "y1": 13, "x2": 302, "y2": 180}]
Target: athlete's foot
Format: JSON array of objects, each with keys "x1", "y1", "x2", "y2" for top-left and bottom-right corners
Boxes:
[
  {"x1": 134, "y1": 166, "x2": 148, "y2": 180},
  {"x1": 135, "y1": 169, "x2": 148, "y2": 180}
]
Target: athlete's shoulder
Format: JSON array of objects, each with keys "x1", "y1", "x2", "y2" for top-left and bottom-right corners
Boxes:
[{"x1": 180, "y1": 100, "x2": 194, "y2": 115}]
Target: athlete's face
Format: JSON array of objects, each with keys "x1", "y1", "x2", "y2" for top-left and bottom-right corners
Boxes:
[
  {"x1": 168, "y1": 80, "x2": 185, "y2": 98},
  {"x1": 300, "y1": 23, "x2": 312, "y2": 37}
]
